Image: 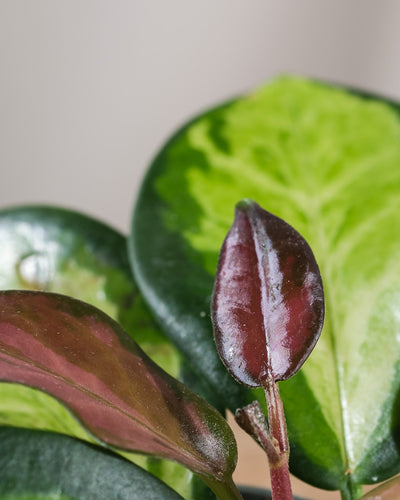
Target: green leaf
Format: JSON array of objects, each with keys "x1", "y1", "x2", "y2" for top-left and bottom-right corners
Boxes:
[
  {"x1": 0, "y1": 290, "x2": 238, "y2": 498},
  {"x1": 0, "y1": 426, "x2": 184, "y2": 500},
  {"x1": 129, "y1": 76, "x2": 400, "y2": 493},
  {"x1": 0, "y1": 205, "x2": 219, "y2": 499},
  {"x1": 0, "y1": 205, "x2": 180, "y2": 376},
  {"x1": 0, "y1": 387, "x2": 213, "y2": 500}
]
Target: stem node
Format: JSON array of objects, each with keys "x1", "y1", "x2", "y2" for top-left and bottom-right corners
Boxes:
[{"x1": 236, "y1": 380, "x2": 293, "y2": 500}]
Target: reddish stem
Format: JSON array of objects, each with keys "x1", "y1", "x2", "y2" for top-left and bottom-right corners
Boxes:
[
  {"x1": 235, "y1": 401, "x2": 280, "y2": 464},
  {"x1": 264, "y1": 380, "x2": 289, "y2": 454},
  {"x1": 264, "y1": 380, "x2": 293, "y2": 500},
  {"x1": 269, "y1": 458, "x2": 293, "y2": 500},
  {"x1": 235, "y1": 381, "x2": 293, "y2": 500}
]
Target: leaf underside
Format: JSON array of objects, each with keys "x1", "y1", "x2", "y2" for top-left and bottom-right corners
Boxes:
[
  {"x1": 212, "y1": 199, "x2": 324, "y2": 387},
  {"x1": 0, "y1": 290, "x2": 237, "y2": 484}
]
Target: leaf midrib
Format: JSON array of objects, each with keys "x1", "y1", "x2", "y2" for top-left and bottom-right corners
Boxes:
[{"x1": 0, "y1": 347, "x2": 199, "y2": 466}]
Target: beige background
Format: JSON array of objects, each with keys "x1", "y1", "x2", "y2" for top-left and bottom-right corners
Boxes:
[
  {"x1": 2, "y1": 1, "x2": 400, "y2": 233},
  {"x1": 1, "y1": 1, "x2": 400, "y2": 498}
]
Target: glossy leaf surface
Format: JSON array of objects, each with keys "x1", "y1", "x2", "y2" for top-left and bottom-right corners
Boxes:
[
  {"x1": 0, "y1": 205, "x2": 182, "y2": 378},
  {"x1": 0, "y1": 205, "x2": 218, "y2": 499},
  {"x1": 212, "y1": 199, "x2": 324, "y2": 386},
  {"x1": 0, "y1": 291, "x2": 237, "y2": 486},
  {"x1": 0, "y1": 426, "x2": 184, "y2": 500},
  {"x1": 130, "y1": 77, "x2": 400, "y2": 492}
]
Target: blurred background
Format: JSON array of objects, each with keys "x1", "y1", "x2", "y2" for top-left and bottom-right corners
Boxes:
[
  {"x1": 1, "y1": 0, "x2": 400, "y2": 234},
  {"x1": 1, "y1": 1, "x2": 400, "y2": 498}
]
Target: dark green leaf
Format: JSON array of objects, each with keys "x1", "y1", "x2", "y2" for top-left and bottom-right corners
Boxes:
[
  {"x1": 0, "y1": 205, "x2": 181, "y2": 378},
  {"x1": 0, "y1": 426, "x2": 184, "y2": 500}
]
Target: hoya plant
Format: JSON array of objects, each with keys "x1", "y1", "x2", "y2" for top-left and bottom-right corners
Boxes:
[{"x1": 0, "y1": 76, "x2": 400, "y2": 500}]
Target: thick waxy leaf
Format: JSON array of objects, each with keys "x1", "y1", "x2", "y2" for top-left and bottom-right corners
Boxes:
[
  {"x1": 0, "y1": 205, "x2": 219, "y2": 499},
  {"x1": 0, "y1": 389, "x2": 213, "y2": 500},
  {"x1": 129, "y1": 76, "x2": 400, "y2": 494},
  {"x1": 212, "y1": 199, "x2": 324, "y2": 386},
  {"x1": 0, "y1": 205, "x2": 182, "y2": 378},
  {"x1": 0, "y1": 291, "x2": 238, "y2": 491},
  {"x1": 0, "y1": 426, "x2": 184, "y2": 500}
]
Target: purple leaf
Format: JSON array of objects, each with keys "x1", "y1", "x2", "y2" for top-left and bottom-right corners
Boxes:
[
  {"x1": 211, "y1": 200, "x2": 324, "y2": 387},
  {"x1": 0, "y1": 290, "x2": 237, "y2": 483}
]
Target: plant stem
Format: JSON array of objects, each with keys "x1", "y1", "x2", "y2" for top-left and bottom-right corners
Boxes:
[
  {"x1": 263, "y1": 380, "x2": 293, "y2": 500},
  {"x1": 202, "y1": 474, "x2": 244, "y2": 500},
  {"x1": 263, "y1": 380, "x2": 289, "y2": 455},
  {"x1": 269, "y1": 457, "x2": 293, "y2": 500},
  {"x1": 235, "y1": 382, "x2": 293, "y2": 500},
  {"x1": 340, "y1": 474, "x2": 363, "y2": 500}
]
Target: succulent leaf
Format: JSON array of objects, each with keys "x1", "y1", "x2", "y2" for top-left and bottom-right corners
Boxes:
[
  {"x1": 130, "y1": 76, "x2": 400, "y2": 489},
  {"x1": 0, "y1": 426, "x2": 185, "y2": 500},
  {"x1": 211, "y1": 199, "x2": 324, "y2": 386}
]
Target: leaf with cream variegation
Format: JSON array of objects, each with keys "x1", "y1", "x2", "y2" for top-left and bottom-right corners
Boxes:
[{"x1": 130, "y1": 76, "x2": 400, "y2": 494}]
